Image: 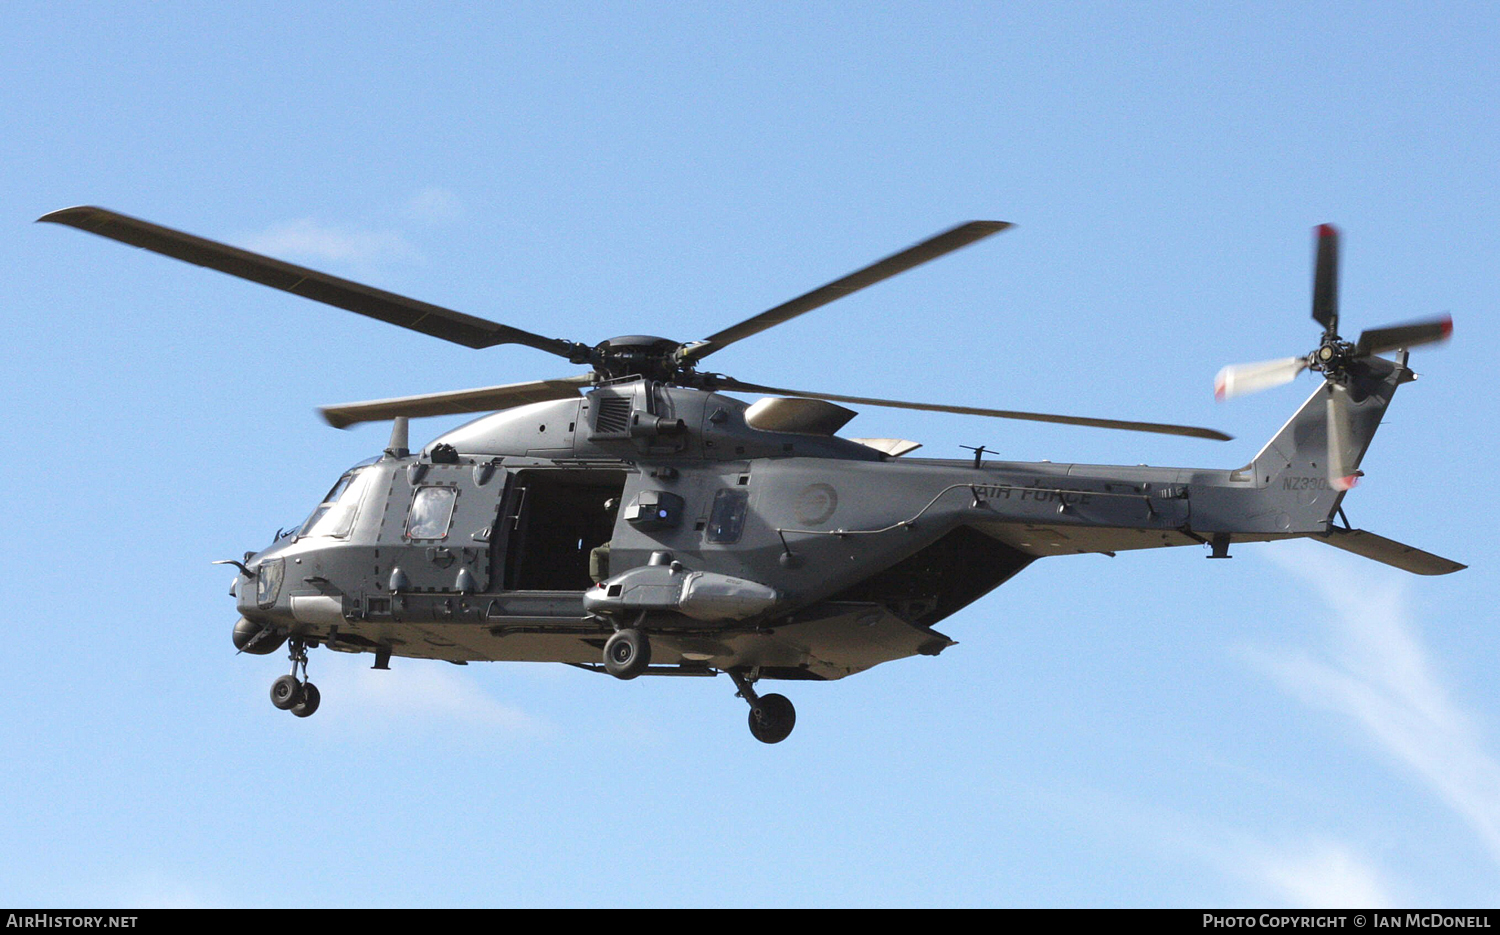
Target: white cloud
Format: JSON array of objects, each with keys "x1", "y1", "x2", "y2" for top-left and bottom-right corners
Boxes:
[
  {"x1": 106, "y1": 872, "x2": 225, "y2": 909},
  {"x1": 404, "y1": 187, "x2": 463, "y2": 225},
  {"x1": 237, "y1": 189, "x2": 461, "y2": 269},
  {"x1": 1156, "y1": 818, "x2": 1404, "y2": 907},
  {"x1": 1234, "y1": 838, "x2": 1401, "y2": 909},
  {"x1": 1023, "y1": 780, "x2": 1404, "y2": 907},
  {"x1": 318, "y1": 661, "x2": 546, "y2": 735},
  {"x1": 240, "y1": 217, "x2": 420, "y2": 267},
  {"x1": 1037, "y1": 543, "x2": 1484, "y2": 906},
  {"x1": 1250, "y1": 543, "x2": 1500, "y2": 864}
]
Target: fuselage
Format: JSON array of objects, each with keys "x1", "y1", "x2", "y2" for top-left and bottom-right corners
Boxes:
[{"x1": 231, "y1": 377, "x2": 1361, "y2": 680}]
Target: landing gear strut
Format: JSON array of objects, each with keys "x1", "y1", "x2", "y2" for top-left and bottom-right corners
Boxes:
[
  {"x1": 269, "y1": 638, "x2": 320, "y2": 718},
  {"x1": 728, "y1": 668, "x2": 796, "y2": 744}
]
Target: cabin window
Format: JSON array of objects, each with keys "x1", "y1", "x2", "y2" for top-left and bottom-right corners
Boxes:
[
  {"x1": 299, "y1": 468, "x2": 374, "y2": 539},
  {"x1": 706, "y1": 488, "x2": 749, "y2": 543},
  {"x1": 406, "y1": 486, "x2": 457, "y2": 540}
]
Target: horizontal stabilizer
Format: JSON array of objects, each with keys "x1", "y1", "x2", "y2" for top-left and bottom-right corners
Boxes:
[{"x1": 1312, "y1": 527, "x2": 1466, "y2": 576}]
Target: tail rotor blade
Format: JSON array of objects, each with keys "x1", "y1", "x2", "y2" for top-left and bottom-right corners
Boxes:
[
  {"x1": 1327, "y1": 383, "x2": 1360, "y2": 491},
  {"x1": 1312, "y1": 223, "x2": 1340, "y2": 337},
  {"x1": 1354, "y1": 315, "x2": 1453, "y2": 357},
  {"x1": 1214, "y1": 357, "x2": 1307, "y2": 400}
]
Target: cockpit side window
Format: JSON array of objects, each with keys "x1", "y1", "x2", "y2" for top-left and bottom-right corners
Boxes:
[
  {"x1": 298, "y1": 469, "x2": 374, "y2": 539},
  {"x1": 405, "y1": 486, "x2": 457, "y2": 540}
]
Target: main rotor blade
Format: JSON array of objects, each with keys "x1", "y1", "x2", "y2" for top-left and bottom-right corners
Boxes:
[
  {"x1": 38, "y1": 206, "x2": 579, "y2": 357},
  {"x1": 1214, "y1": 356, "x2": 1308, "y2": 400},
  {"x1": 1312, "y1": 223, "x2": 1340, "y2": 337},
  {"x1": 319, "y1": 374, "x2": 592, "y2": 429},
  {"x1": 678, "y1": 221, "x2": 1011, "y2": 363},
  {"x1": 1326, "y1": 383, "x2": 1360, "y2": 491},
  {"x1": 1354, "y1": 315, "x2": 1453, "y2": 357},
  {"x1": 713, "y1": 377, "x2": 1232, "y2": 441}
]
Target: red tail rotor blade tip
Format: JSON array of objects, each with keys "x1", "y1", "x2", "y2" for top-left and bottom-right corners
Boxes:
[
  {"x1": 1332, "y1": 470, "x2": 1364, "y2": 492},
  {"x1": 1317, "y1": 223, "x2": 1338, "y2": 237},
  {"x1": 1442, "y1": 316, "x2": 1453, "y2": 337}
]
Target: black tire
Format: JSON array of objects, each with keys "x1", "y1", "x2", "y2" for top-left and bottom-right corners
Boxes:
[
  {"x1": 748, "y1": 693, "x2": 796, "y2": 744},
  {"x1": 291, "y1": 682, "x2": 321, "y2": 718},
  {"x1": 270, "y1": 674, "x2": 304, "y2": 710},
  {"x1": 603, "y1": 628, "x2": 651, "y2": 680}
]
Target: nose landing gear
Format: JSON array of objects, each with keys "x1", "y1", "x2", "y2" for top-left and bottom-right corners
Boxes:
[{"x1": 268, "y1": 639, "x2": 321, "y2": 718}]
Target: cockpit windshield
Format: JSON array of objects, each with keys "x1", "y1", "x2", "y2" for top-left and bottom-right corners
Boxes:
[{"x1": 298, "y1": 468, "x2": 375, "y2": 539}]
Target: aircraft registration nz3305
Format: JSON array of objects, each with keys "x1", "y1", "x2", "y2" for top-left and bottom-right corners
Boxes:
[{"x1": 40, "y1": 209, "x2": 1463, "y2": 742}]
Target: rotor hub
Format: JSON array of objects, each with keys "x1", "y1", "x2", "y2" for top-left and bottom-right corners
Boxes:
[
  {"x1": 590, "y1": 335, "x2": 690, "y2": 383},
  {"x1": 1309, "y1": 338, "x2": 1356, "y2": 382}
]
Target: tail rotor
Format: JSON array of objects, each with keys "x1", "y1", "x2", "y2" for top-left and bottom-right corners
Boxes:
[{"x1": 1214, "y1": 224, "x2": 1452, "y2": 490}]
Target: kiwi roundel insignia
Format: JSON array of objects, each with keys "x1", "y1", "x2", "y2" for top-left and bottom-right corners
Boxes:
[{"x1": 793, "y1": 483, "x2": 839, "y2": 525}]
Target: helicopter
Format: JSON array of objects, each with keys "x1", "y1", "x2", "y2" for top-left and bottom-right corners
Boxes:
[{"x1": 40, "y1": 208, "x2": 1463, "y2": 743}]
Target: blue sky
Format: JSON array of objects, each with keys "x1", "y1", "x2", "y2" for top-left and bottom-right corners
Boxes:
[{"x1": 2, "y1": 1, "x2": 1497, "y2": 907}]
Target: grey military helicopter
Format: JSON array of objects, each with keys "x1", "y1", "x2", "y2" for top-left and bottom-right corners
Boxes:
[{"x1": 41, "y1": 208, "x2": 1462, "y2": 743}]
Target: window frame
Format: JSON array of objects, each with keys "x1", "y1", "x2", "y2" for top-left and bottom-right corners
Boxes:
[{"x1": 405, "y1": 484, "x2": 459, "y2": 541}]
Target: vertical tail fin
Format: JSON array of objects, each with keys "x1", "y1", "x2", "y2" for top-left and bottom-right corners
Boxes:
[{"x1": 1250, "y1": 356, "x2": 1408, "y2": 531}]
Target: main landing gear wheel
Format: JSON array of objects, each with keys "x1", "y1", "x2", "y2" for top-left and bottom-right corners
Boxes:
[
  {"x1": 728, "y1": 668, "x2": 797, "y2": 744},
  {"x1": 748, "y1": 693, "x2": 796, "y2": 745},
  {"x1": 603, "y1": 628, "x2": 651, "y2": 680},
  {"x1": 291, "y1": 682, "x2": 321, "y2": 718},
  {"x1": 270, "y1": 674, "x2": 303, "y2": 710}
]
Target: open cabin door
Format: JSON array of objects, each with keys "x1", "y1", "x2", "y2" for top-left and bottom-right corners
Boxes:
[{"x1": 497, "y1": 468, "x2": 629, "y2": 591}]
